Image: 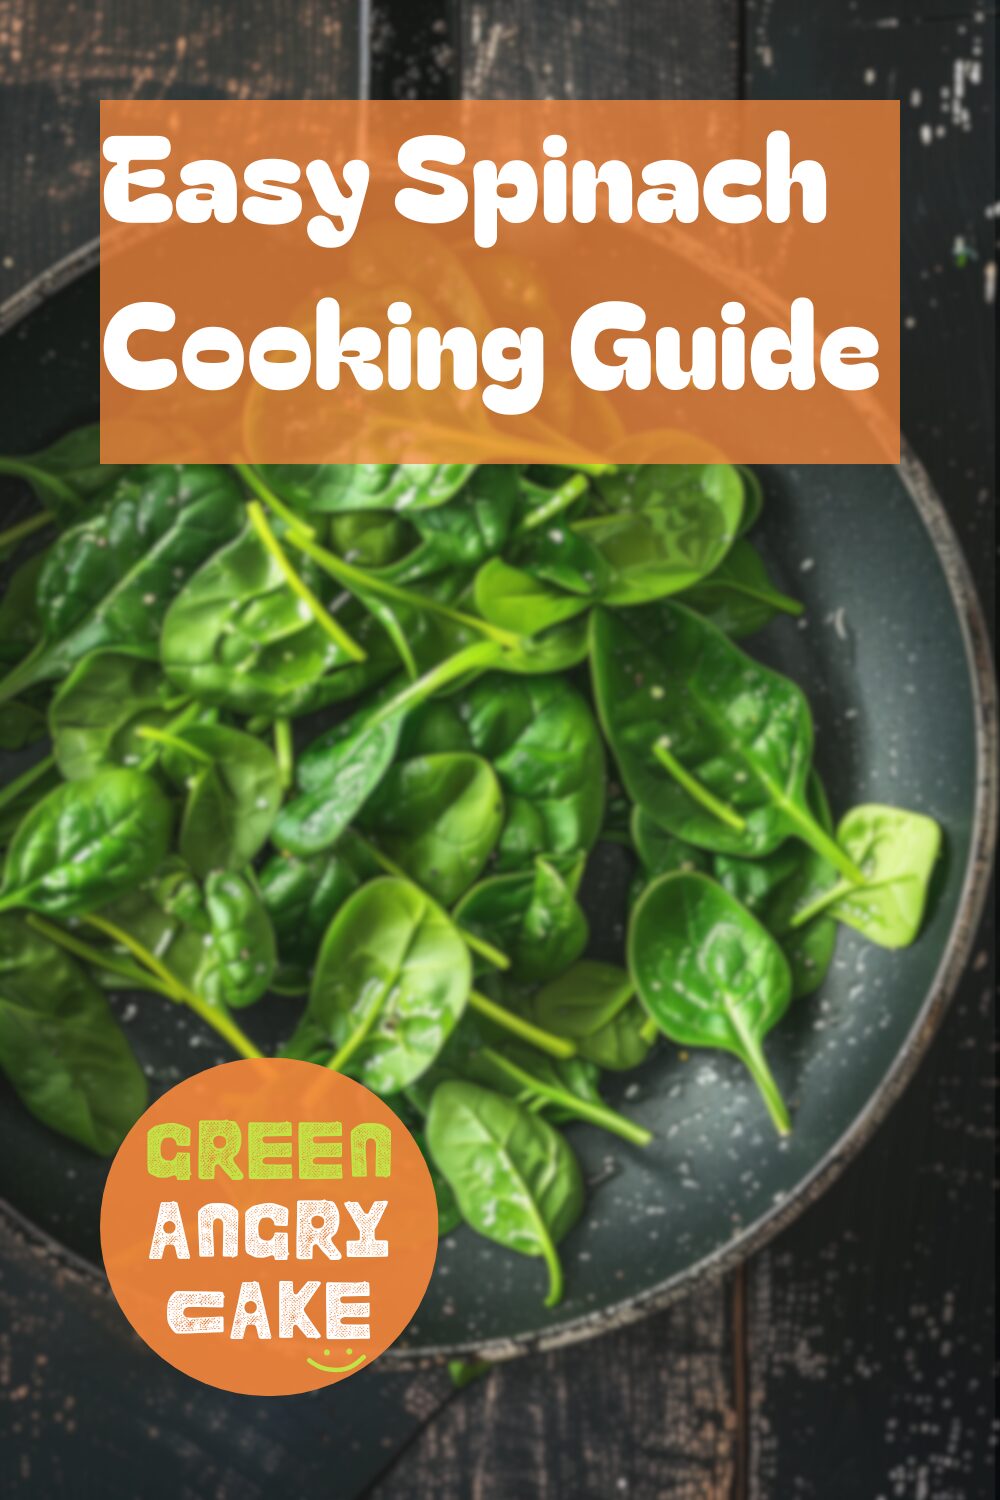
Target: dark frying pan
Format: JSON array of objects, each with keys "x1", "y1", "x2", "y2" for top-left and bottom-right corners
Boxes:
[{"x1": 0, "y1": 245, "x2": 995, "y2": 1363}]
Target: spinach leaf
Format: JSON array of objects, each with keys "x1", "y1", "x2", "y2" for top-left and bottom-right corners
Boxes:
[
  {"x1": 286, "y1": 877, "x2": 471, "y2": 1094},
  {"x1": 574, "y1": 493, "x2": 742, "y2": 606},
  {"x1": 590, "y1": 604, "x2": 860, "y2": 878},
  {"x1": 359, "y1": 752, "x2": 503, "y2": 905},
  {"x1": 0, "y1": 553, "x2": 46, "y2": 671},
  {"x1": 737, "y1": 465, "x2": 765, "y2": 534},
  {"x1": 595, "y1": 462, "x2": 742, "y2": 515},
  {"x1": 631, "y1": 806, "x2": 711, "y2": 878},
  {"x1": 168, "y1": 724, "x2": 282, "y2": 877},
  {"x1": 49, "y1": 648, "x2": 183, "y2": 779},
  {"x1": 276, "y1": 709, "x2": 406, "y2": 857},
  {"x1": 161, "y1": 526, "x2": 385, "y2": 718},
  {"x1": 198, "y1": 871, "x2": 276, "y2": 1008},
  {"x1": 454, "y1": 856, "x2": 588, "y2": 982},
  {"x1": 259, "y1": 834, "x2": 378, "y2": 982},
  {"x1": 426, "y1": 1080, "x2": 583, "y2": 1306},
  {"x1": 714, "y1": 773, "x2": 838, "y2": 998},
  {"x1": 378, "y1": 466, "x2": 521, "y2": 583},
  {"x1": 258, "y1": 463, "x2": 476, "y2": 514},
  {"x1": 404, "y1": 673, "x2": 606, "y2": 871},
  {"x1": 0, "y1": 768, "x2": 173, "y2": 916},
  {"x1": 331, "y1": 512, "x2": 414, "y2": 569},
  {"x1": 0, "y1": 464, "x2": 243, "y2": 703},
  {"x1": 276, "y1": 640, "x2": 506, "y2": 857},
  {"x1": 534, "y1": 960, "x2": 654, "y2": 1071},
  {"x1": 789, "y1": 804, "x2": 942, "y2": 949},
  {"x1": 0, "y1": 426, "x2": 126, "y2": 513},
  {"x1": 629, "y1": 871, "x2": 792, "y2": 1133},
  {"x1": 682, "y1": 538, "x2": 803, "y2": 638},
  {"x1": 474, "y1": 558, "x2": 593, "y2": 635},
  {"x1": 0, "y1": 913, "x2": 147, "y2": 1152}
]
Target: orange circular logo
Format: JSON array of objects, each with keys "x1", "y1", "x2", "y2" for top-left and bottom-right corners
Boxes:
[{"x1": 101, "y1": 1058, "x2": 438, "y2": 1395}]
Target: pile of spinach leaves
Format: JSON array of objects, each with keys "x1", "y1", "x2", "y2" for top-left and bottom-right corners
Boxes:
[{"x1": 0, "y1": 440, "x2": 942, "y2": 1307}]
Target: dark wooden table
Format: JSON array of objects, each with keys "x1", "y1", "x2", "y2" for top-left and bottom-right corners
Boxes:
[{"x1": 0, "y1": 3, "x2": 994, "y2": 1496}]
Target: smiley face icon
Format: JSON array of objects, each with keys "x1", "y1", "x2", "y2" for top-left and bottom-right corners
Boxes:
[{"x1": 305, "y1": 1347, "x2": 368, "y2": 1374}]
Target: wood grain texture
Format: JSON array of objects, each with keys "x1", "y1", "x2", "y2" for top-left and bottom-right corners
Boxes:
[
  {"x1": 459, "y1": 0, "x2": 739, "y2": 99},
  {"x1": 367, "y1": 1287, "x2": 737, "y2": 1500},
  {"x1": 745, "y1": 3, "x2": 996, "y2": 1496},
  {"x1": 0, "y1": 0, "x2": 358, "y2": 301},
  {"x1": 0, "y1": 1213, "x2": 454, "y2": 1500}
]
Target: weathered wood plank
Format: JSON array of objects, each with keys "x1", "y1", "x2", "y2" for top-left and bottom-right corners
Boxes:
[
  {"x1": 368, "y1": 1285, "x2": 737, "y2": 1500},
  {"x1": 0, "y1": 0, "x2": 358, "y2": 301},
  {"x1": 460, "y1": 0, "x2": 739, "y2": 100},
  {"x1": 745, "y1": 3, "x2": 996, "y2": 1496},
  {"x1": 0, "y1": 1211, "x2": 454, "y2": 1499}
]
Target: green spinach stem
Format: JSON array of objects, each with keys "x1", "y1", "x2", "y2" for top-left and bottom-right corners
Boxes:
[
  {"x1": 724, "y1": 998, "x2": 790, "y2": 1136},
  {"x1": 135, "y1": 725, "x2": 213, "y2": 765},
  {"x1": 285, "y1": 527, "x2": 523, "y2": 650},
  {"x1": 0, "y1": 510, "x2": 55, "y2": 552},
  {"x1": 136, "y1": 701, "x2": 200, "y2": 774},
  {"x1": 326, "y1": 989, "x2": 386, "y2": 1076},
  {"x1": 517, "y1": 473, "x2": 589, "y2": 535},
  {"x1": 0, "y1": 458, "x2": 76, "y2": 507},
  {"x1": 0, "y1": 640, "x2": 46, "y2": 707},
  {"x1": 234, "y1": 463, "x2": 317, "y2": 538},
  {"x1": 365, "y1": 641, "x2": 503, "y2": 734},
  {"x1": 25, "y1": 915, "x2": 160, "y2": 992},
  {"x1": 468, "y1": 989, "x2": 575, "y2": 1060},
  {"x1": 274, "y1": 717, "x2": 294, "y2": 788},
  {"x1": 81, "y1": 914, "x2": 263, "y2": 1060},
  {"x1": 481, "y1": 1047, "x2": 651, "y2": 1147},
  {"x1": 780, "y1": 800, "x2": 864, "y2": 884},
  {"x1": 246, "y1": 500, "x2": 367, "y2": 662},
  {"x1": 349, "y1": 831, "x2": 511, "y2": 971},
  {"x1": 652, "y1": 739, "x2": 747, "y2": 832},
  {"x1": 0, "y1": 753, "x2": 56, "y2": 814}
]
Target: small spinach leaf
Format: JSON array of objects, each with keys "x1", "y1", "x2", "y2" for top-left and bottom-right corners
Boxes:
[
  {"x1": 629, "y1": 871, "x2": 792, "y2": 1133},
  {"x1": 360, "y1": 752, "x2": 503, "y2": 905},
  {"x1": 285, "y1": 877, "x2": 471, "y2": 1094},
  {"x1": 454, "y1": 856, "x2": 588, "y2": 983},
  {"x1": 0, "y1": 913, "x2": 147, "y2": 1152},
  {"x1": 0, "y1": 768, "x2": 173, "y2": 916},
  {"x1": 426, "y1": 1080, "x2": 584, "y2": 1306}
]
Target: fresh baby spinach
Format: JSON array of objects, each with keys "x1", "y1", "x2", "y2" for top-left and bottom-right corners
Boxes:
[
  {"x1": 629, "y1": 871, "x2": 792, "y2": 1134},
  {"x1": 286, "y1": 877, "x2": 471, "y2": 1095},
  {"x1": 160, "y1": 525, "x2": 377, "y2": 718},
  {"x1": 258, "y1": 462, "x2": 477, "y2": 515},
  {"x1": 359, "y1": 752, "x2": 503, "y2": 905},
  {"x1": 534, "y1": 961, "x2": 655, "y2": 1072},
  {"x1": 404, "y1": 673, "x2": 606, "y2": 871},
  {"x1": 154, "y1": 723, "x2": 281, "y2": 878},
  {"x1": 49, "y1": 648, "x2": 185, "y2": 779},
  {"x1": 0, "y1": 464, "x2": 243, "y2": 703},
  {"x1": 682, "y1": 538, "x2": 803, "y2": 638},
  {"x1": 788, "y1": 804, "x2": 943, "y2": 949},
  {"x1": 0, "y1": 448, "x2": 950, "y2": 1301},
  {"x1": 590, "y1": 603, "x2": 862, "y2": 879},
  {"x1": 0, "y1": 913, "x2": 147, "y2": 1152},
  {"x1": 0, "y1": 768, "x2": 173, "y2": 917},
  {"x1": 714, "y1": 773, "x2": 838, "y2": 998},
  {"x1": 426, "y1": 1079, "x2": 584, "y2": 1306},
  {"x1": 454, "y1": 856, "x2": 588, "y2": 983},
  {"x1": 0, "y1": 425, "x2": 125, "y2": 514}
]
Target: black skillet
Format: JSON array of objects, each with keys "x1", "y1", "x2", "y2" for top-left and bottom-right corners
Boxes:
[{"x1": 0, "y1": 246, "x2": 995, "y2": 1365}]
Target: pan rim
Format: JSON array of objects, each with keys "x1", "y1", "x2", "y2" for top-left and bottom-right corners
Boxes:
[{"x1": 0, "y1": 240, "x2": 995, "y2": 1365}]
